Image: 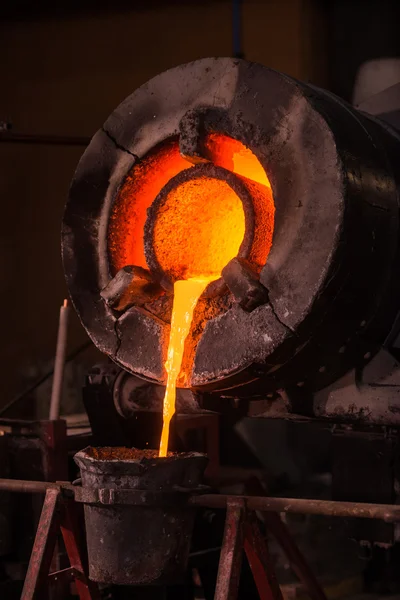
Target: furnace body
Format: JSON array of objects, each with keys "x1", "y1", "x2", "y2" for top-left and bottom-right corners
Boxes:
[{"x1": 62, "y1": 58, "x2": 400, "y2": 425}]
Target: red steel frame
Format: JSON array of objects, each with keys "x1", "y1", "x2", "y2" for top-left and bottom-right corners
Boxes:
[
  {"x1": 214, "y1": 497, "x2": 327, "y2": 600},
  {"x1": 5, "y1": 474, "x2": 397, "y2": 599},
  {"x1": 21, "y1": 487, "x2": 100, "y2": 600},
  {"x1": 16, "y1": 479, "x2": 327, "y2": 600}
]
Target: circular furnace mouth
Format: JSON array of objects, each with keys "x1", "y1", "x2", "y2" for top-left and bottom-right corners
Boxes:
[
  {"x1": 144, "y1": 163, "x2": 255, "y2": 292},
  {"x1": 103, "y1": 132, "x2": 275, "y2": 386},
  {"x1": 108, "y1": 133, "x2": 275, "y2": 299}
]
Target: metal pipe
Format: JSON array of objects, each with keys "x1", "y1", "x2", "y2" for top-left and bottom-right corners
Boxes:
[
  {"x1": 0, "y1": 133, "x2": 90, "y2": 146},
  {"x1": 49, "y1": 299, "x2": 70, "y2": 421},
  {"x1": 1, "y1": 478, "x2": 399, "y2": 523},
  {"x1": 190, "y1": 494, "x2": 400, "y2": 522},
  {"x1": 0, "y1": 479, "x2": 60, "y2": 494}
]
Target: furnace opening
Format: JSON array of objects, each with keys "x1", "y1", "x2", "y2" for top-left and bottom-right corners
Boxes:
[
  {"x1": 107, "y1": 131, "x2": 275, "y2": 388},
  {"x1": 108, "y1": 133, "x2": 275, "y2": 285},
  {"x1": 149, "y1": 169, "x2": 247, "y2": 283}
]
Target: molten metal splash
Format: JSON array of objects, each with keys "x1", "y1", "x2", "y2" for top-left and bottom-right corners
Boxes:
[{"x1": 159, "y1": 277, "x2": 214, "y2": 457}]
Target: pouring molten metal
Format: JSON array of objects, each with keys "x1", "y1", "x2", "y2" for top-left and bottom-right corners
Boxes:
[{"x1": 145, "y1": 138, "x2": 273, "y2": 455}]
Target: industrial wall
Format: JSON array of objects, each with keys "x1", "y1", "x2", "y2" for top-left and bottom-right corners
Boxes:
[{"x1": 0, "y1": 0, "x2": 327, "y2": 414}]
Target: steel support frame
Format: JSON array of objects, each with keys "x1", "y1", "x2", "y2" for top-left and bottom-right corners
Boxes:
[
  {"x1": 214, "y1": 498, "x2": 326, "y2": 600},
  {"x1": 2, "y1": 476, "x2": 400, "y2": 599},
  {"x1": 21, "y1": 487, "x2": 99, "y2": 600}
]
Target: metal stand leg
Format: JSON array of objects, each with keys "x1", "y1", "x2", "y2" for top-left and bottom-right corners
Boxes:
[
  {"x1": 21, "y1": 488, "x2": 61, "y2": 599},
  {"x1": 214, "y1": 493, "x2": 326, "y2": 600},
  {"x1": 244, "y1": 513, "x2": 283, "y2": 600},
  {"x1": 245, "y1": 477, "x2": 327, "y2": 600},
  {"x1": 59, "y1": 499, "x2": 100, "y2": 600},
  {"x1": 21, "y1": 488, "x2": 100, "y2": 600},
  {"x1": 214, "y1": 500, "x2": 283, "y2": 600},
  {"x1": 214, "y1": 499, "x2": 246, "y2": 600}
]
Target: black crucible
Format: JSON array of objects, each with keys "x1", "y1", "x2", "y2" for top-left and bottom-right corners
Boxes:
[{"x1": 74, "y1": 447, "x2": 207, "y2": 586}]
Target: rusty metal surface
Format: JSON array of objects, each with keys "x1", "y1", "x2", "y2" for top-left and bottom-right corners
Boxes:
[
  {"x1": 215, "y1": 498, "x2": 326, "y2": 600},
  {"x1": 244, "y1": 513, "x2": 283, "y2": 600},
  {"x1": 0, "y1": 478, "x2": 61, "y2": 494},
  {"x1": 214, "y1": 498, "x2": 246, "y2": 600},
  {"x1": 0, "y1": 418, "x2": 69, "y2": 578},
  {"x1": 59, "y1": 499, "x2": 101, "y2": 600},
  {"x1": 19, "y1": 484, "x2": 100, "y2": 600},
  {"x1": 2, "y1": 475, "x2": 400, "y2": 523},
  {"x1": 21, "y1": 487, "x2": 60, "y2": 600},
  {"x1": 190, "y1": 494, "x2": 400, "y2": 522}
]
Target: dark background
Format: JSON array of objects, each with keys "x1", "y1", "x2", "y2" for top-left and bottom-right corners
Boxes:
[{"x1": 0, "y1": 0, "x2": 399, "y2": 416}]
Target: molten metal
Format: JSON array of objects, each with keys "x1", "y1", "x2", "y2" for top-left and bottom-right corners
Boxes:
[
  {"x1": 108, "y1": 134, "x2": 274, "y2": 279},
  {"x1": 108, "y1": 139, "x2": 189, "y2": 274},
  {"x1": 159, "y1": 277, "x2": 214, "y2": 457},
  {"x1": 204, "y1": 133, "x2": 271, "y2": 188},
  {"x1": 106, "y1": 133, "x2": 274, "y2": 455},
  {"x1": 153, "y1": 176, "x2": 246, "y2": 281},
  {"x1": 155, "y1": 140, "x2": 273, "y2": 454}
]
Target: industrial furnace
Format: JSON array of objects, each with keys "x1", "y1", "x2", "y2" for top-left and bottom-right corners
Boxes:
[
  {"x1": 63, "y1": 56, "x2": 400, "y2": 422},
  {"x1": 3, "y1": 56, "x2": 400, "y2": 599}
]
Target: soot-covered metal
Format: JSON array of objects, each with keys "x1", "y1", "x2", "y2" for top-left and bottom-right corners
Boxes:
[{"x1": 62, "y1": 57, "x2": 400, "y2": 402}]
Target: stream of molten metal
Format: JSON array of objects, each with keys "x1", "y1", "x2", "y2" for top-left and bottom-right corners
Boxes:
[
  {"x1": 158, "y1": 276, "x2": 215, "y2": 457},
  {"x1": 154, "y1": 136, "x2": 274, "y2": 456}
]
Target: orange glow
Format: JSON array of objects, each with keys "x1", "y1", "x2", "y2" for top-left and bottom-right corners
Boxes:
[
  {"x1": 108, "y1": 133, "x2": 274, "y2": 278},
  {"x1": 108, "y1": 139, "x2": 191, "y2": 274},
  {"x1": 153, "y1": 176, "x2": 246, "y2": 281},
  {"x1": 204, "y1": 133, "x2": 271, "y2": 188},
  {"x1": 159, "y1": 277, "x2": 213, "y2": 457},
  {"x1": 109, "y1": 133, "x2": 275, "y2": 455},
  {"x1": 156, "y1": 171, "x2": 247, "y2": 456},
  {"x1": 108, "y1": 133, "x2": 275, "y2": 457}
]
